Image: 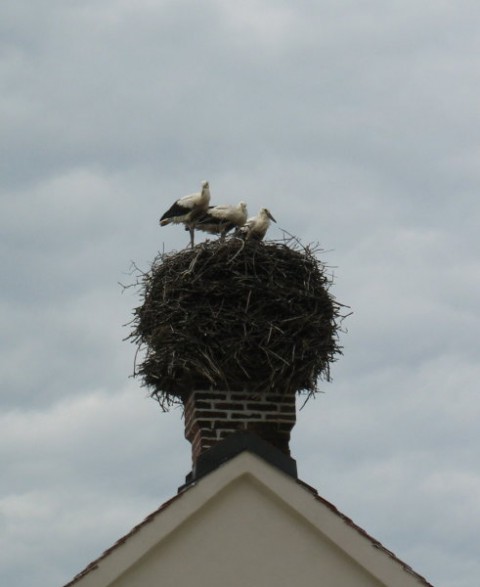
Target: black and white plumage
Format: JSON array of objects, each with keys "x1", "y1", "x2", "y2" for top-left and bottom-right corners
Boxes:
[
  {"x1": 236, "y1": 208, "x2": 276, "y2": 241},
  {"x1": 159, "y1": 181, "x2": 211, "y2": 246},
  {"x1": 196, "y1": 201, "x2": 248, "y2": 240}
]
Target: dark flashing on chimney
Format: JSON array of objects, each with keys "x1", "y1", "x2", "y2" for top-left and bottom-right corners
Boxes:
[{"x1": 179, "y1": 430, "x2": 298, "y2": 491}]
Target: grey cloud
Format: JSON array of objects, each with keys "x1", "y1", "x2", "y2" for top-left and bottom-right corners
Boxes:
[{"x1": 1, "y1": 1, "x2": 480, "y2": 586}]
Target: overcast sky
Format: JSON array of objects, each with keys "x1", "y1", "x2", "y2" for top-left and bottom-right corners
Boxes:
[{"x1": 1, "y1": 1, "x2": 479, "y2": 586}]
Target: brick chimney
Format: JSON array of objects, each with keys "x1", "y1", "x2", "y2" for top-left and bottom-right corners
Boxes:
[{"x1": 183, "y1": 388, "x2": 297, "y2": 475}]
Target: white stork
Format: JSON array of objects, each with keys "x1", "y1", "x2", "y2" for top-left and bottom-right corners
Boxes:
[
  {"x1": 196, "y1": 201, "x2": 248, "y2": 240},
  {"x1": 236, "y1": 208, "x2": 276, "y2": 241},
  {"x1": 159, "y1": 181, "x2": 211, "y2": 247}
]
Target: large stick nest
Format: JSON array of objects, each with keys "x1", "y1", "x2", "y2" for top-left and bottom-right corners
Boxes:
[{"x1": 127, "y1": 237, "x2": 346, "y2": 409}]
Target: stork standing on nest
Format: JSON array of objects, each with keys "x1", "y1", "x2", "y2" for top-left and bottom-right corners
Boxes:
[
  {"x1": 159, "y1": 181, "x2": 211, "y2": 247},
  {"x1": 196, "y1": 201, "x2": 248, "y2": 241},
  {"x1": 237, "y1": 208, "x2": 276, "y2": 241}
]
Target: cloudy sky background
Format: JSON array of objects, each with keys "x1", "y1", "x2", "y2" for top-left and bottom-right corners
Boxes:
[{"x1": 1, "y1": 1, "x2": 479, "y2": 585}]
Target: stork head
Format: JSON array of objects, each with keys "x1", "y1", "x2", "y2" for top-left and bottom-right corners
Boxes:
[
  {"x1": 200, "y1": 181, "x2": 211, "y2": 204},
  {"x1": 238, "y1": 201, "x2": 248, "y2": 213},
  {"x1": 262, "y1": 208, "x2": 276, "y2": 223}
]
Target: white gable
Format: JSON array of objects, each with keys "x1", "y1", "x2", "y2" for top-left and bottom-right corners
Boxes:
[{"x1": 66, "y1": 452, "x2": 432, "y2": 587}]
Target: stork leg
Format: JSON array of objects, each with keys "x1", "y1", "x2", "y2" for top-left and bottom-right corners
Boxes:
[{"x1": 188, "y1": 226, "x2": 195, "y2": 248}]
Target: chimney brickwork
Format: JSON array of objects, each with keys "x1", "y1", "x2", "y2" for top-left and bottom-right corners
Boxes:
[{"x1": 184, "y1": 389, "x2": 297, "y2": 464}]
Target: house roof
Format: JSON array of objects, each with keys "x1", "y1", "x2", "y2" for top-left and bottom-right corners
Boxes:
[
  {"x1": 63, "y1": 492, "x2": 185, "y2": 587},
  {"x1": 301, "y1": 480, "x2": 434, "y2": 586},
  {"x1": 63, "y1": 449, "x2": 434, "y2": 587}
]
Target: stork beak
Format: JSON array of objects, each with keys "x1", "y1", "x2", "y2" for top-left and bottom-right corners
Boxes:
[{"x1": 267, "y1": 210, "x2": 276, "y2": 223}]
